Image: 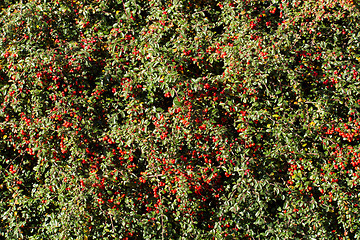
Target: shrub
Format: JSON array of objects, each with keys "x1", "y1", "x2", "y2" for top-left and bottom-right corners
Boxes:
[{"x1": 1, "y1": 0, "x2": 360, "y2": 239}]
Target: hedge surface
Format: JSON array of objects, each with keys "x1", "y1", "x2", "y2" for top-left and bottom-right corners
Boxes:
[{"x1": 1, "y1": 0, "x2": 360, "y2": 239}]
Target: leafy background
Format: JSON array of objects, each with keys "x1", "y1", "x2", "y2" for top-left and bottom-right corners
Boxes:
[{"x1": 1, "y1": 0, "x2": 360, "y2": 239}]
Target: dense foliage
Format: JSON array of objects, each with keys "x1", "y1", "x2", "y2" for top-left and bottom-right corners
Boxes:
[{"x1": 1, "y1": 0, "x2": 360, "y2": 239}]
